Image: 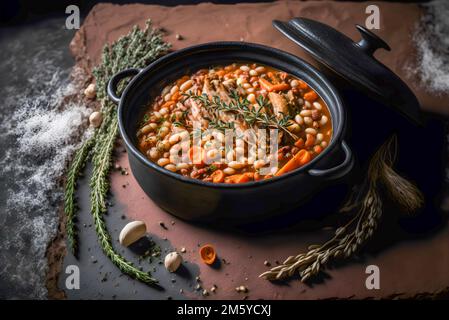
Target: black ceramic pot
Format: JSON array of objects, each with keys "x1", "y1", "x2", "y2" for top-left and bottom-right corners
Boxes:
[{"x1": 108, "y1": 42, "x2": 353, "y2": 223}]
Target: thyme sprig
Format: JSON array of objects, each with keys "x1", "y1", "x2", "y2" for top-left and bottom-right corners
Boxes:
[
  {"x1": 259, "y1": 136, "x2": 423, "y2": 282},
  {"x1": 185, "y1": 91, "x2": 297, "y2": 139},
  {"x1": 64, "y1": 20, "x2": 170, "y2": 284}
]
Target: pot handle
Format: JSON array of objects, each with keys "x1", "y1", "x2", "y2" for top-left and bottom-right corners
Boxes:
[
  {"x1": 308, "y1": 141, "x2": 354, "y2": 179},
  {"x1": 107, "y1": 68, "x2": 141, "y2": 104}
]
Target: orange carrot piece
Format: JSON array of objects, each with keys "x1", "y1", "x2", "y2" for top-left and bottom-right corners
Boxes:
[
  {"x1": 270, "y1": 83, "x2": 290, "y2": 92},
  {"x1": 295, "y1": 138, "x2": 305, "y2": 148},
  {"x1": 314, "y1": 145, "x2": 323, "y2": 154},
  {"x1": 275, "y1": 149, "x2": 311, "y2": 176},
  {"x1": 298, "y1": 80, "x2": 309, "y2": 89},
  {"x1": 224, "y1": 173, "x2": 251, "y2": 184},
  {"x1": 171, "y1": 91, "x2": 180, "y2": 102},
  {"x1": 160, "y1": 100, "x2": 175, "y2": 109},
  {"x1": 199, "y1": 244, "x2": 216, "y2": 265},
  {"x1": 304, "y1": 91, "x2": 318, "y2": 101},
  {"x1": 210, "y1": 170, "x2": 225, "y2": 183},
  {"x1": 259, "y1": 78, "x2": 273, "y2": 91}
]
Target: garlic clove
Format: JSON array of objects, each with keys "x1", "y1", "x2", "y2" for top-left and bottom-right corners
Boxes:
[
  {"x1": 164, "y1": 251, "x2": 183, "y2": 272},
  {"x1": 119, "y1": 221, "x2": 146, "y2": 247},
  {"x1": 89, "y1": 111, "x2": 103, "y2": 128},
  {"x1": 84, "y1": 83, "x2": 96, "y2": 99}
]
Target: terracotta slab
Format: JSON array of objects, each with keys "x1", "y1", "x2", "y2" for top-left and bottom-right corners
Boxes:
[{"x1": 68, "y1": 1, "x2": 449, "y2": 299}]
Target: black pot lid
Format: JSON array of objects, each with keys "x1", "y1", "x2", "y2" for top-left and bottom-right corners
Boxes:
[{"x1": 273, "y1": 18, "x2": 421, "y2": 125}]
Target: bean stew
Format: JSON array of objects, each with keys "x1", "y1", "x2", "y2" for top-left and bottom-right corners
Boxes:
[{"x1": 136, "y1": 63, "x2": 332, "y2": 184}]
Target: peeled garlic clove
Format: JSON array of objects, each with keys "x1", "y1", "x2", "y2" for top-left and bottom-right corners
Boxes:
[
  {"x1": 84, "y1": 83, "x2": 96, "y2": 99},
  {"x1": 164, "y1": 251, "x2": 183, "y2": 272},
  {"x1": 119, "y1": 221, "x2": 146, "y2": 247},
  {"x1": 89, "y1": 111, "x2": 103, "y2": 128}
]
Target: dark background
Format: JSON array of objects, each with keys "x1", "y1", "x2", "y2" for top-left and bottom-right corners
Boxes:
[{"x1": 0, "y1": 0, "x2": 433, "y2": 25}]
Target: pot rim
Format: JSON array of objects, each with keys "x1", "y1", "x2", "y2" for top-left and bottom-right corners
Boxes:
[{"x1": 117, "y1": 41, "x2": 346, "y2": 189}]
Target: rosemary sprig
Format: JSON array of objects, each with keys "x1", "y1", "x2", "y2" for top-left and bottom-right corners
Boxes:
[
  {"x1": 185, "y1": 92, "x2": 297, "y2": 139},
  {"x1": 64, "y1": 20, "x2": 170, "y2": 284},
  {"x1": 64, "y1": 134, "x2": 96, "y2": 254},
  {"x1": 259, "y1": 136, "x2": 424, "y2": 282}
]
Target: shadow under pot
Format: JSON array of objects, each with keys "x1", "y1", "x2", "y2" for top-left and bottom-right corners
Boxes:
[{"x1": 107, "y1": 42, "x2": 353, "y2": 224}]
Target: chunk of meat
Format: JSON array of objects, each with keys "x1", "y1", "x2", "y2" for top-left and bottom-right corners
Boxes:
[{"x1": 268, "y1": 92, "x2": 288, "y2": 118}]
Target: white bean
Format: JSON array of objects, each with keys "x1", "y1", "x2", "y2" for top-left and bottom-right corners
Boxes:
[
  {"x1": 304, "y1": 116, "x2": 313, "y2": 125},
  {"x1": 320, "y1": 115, "x2": 329, "y2": 126},
  {"x1": 157, "y1": 158, "x2": 170, "y2": 166},
  {"x1": 223, "y1": 167, "x2": 236, "y2": 175},
  {"x1": 247, "y1": 93, "x2": 256, "y2": 104},
  {"x1": 290, "y1": 80, "x2": 299, "y2": 87},
  {"x1": 243, "y1": 83, "x2": 251, "y2": 89},
  {"x1": 180, "y1": 79, "x2": 193, "y2": 92},
  {"x1": 236, "y1": 77, "x2": 247, "y2": 86},
  {"x1": 300, "y1": 110, "x2": 312, "y2": 116},
  {"x1": 316, "y1": 133, "x2": 324, "y2": 142},
  {"x1": 240, "y1": 65, "x2": 250, "y2": 72},
  {"x1": 305, "y1": 128, "x2": 317, "y2": 135},
  {"x1": 249, "y1": 69, "x2": 258, "y2": 76},
  {"x1": 176, "y1": 163, "x2": 189, "y2": 170},
  {"x1": 295, "y1": 114, "x2": 304, "y2": 125},
  {"x1": 246, "y1": 88, "x2": 255, "y2": 93},
  {"x1": 159, "y1": 126, "x2": 169, "y2": 137},
  {"x1": 165, "y1": 164, "x2": 177, "y2": 172},
  {"x1": 141, "y1": 124, "x2": 155, "y2": 134},
  {"x1": 164, "y1": 93, "x2": 172, "y2": 102},
  {"x1": 169, "y1": 133, "x2": 181, "y2": 145},
  {"x1": 313, "y1": 102, "x2": 322, "y2": 110},
  {"x1": 228, "y1": 161, "x2": 246, "y2": 169},
  {"x1": 161, "y1": 140, "x2": 171, "y2": 151},
  {"x1": 321, "y1": 141, "x2": 328, "y2": 148},
  {"x1": 304, "y1": 101, "x2": 311, "y2": 108},
  {"x1": 153, "y1": 111, "x2": 162, "y2": 119},
  {"x1": 255, "y1": 66, "x2": 266, "y2": 73},
  {"x1": 288, "y1": 123, "x2": 301, "y2": 133},
  {"x1": 159, "y1": 107, "x2": 169, "y2": 115},
  {"x1": 161, "y1": 85, "x2": 171, "y2": 96},
  {"x1": 148, "y1": 148, "x2": 160, "y2": 159},
  {"x1": 170, "y1": 85, "x2": 179, "y2": 95}
]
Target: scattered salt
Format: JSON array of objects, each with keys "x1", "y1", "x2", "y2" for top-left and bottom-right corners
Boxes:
[{"x1": 411, "y1": 0, "x2": 449, "y2": 93}]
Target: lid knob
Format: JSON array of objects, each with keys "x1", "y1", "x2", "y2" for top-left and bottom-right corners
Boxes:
[{"x1": 355, "y1": 25, "x2": 391, "y2": 56}]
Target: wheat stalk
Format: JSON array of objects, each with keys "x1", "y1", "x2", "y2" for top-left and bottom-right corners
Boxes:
[{"x1": 260, "y1": 136, "x2": 424, "y2": 282}]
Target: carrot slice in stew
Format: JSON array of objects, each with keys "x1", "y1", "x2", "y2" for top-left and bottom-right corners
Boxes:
[
  {"x1": 259, "y1": 78, "x2": 290, "y2": 92},
  {"x1": 298, "y1": 80, "x2": 309, "y2": 89},
  {"x1": 160, "y1": 100, "x2": 175, "y2": 109},
  {"x1": 171, "y1": 91, "x2": 180, "y2": 101},
  {"x1": 259, "y1": 78, "x2": 273, "y2": 91},
  {"x1": 210, "y1": 170, "x2": 225, "y2": 183},
  {"x1": 270, "y1": 83, "x2": 290, "y2": 92},
  {"x1": 295, "y1": 138, "x2": 305, "y2": 148},
  {"x1": 200, "y1": 244, "x2": 216, "y2": 265},
  {"x1": 304, "y1": 91, "x2": 318, "y2": 101},
  {"x1": 275, "y1": 149, "x2": 311, "y2": 176}
]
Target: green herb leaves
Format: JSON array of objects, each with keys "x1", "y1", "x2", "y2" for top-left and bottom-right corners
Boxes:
[{"x1": 64, "y1": 20, "x2": 170, "y2": 284}]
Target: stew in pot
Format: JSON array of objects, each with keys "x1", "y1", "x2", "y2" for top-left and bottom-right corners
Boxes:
[{"x1": 136, "y1": 63, "x2": 332, "y2": 183}]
